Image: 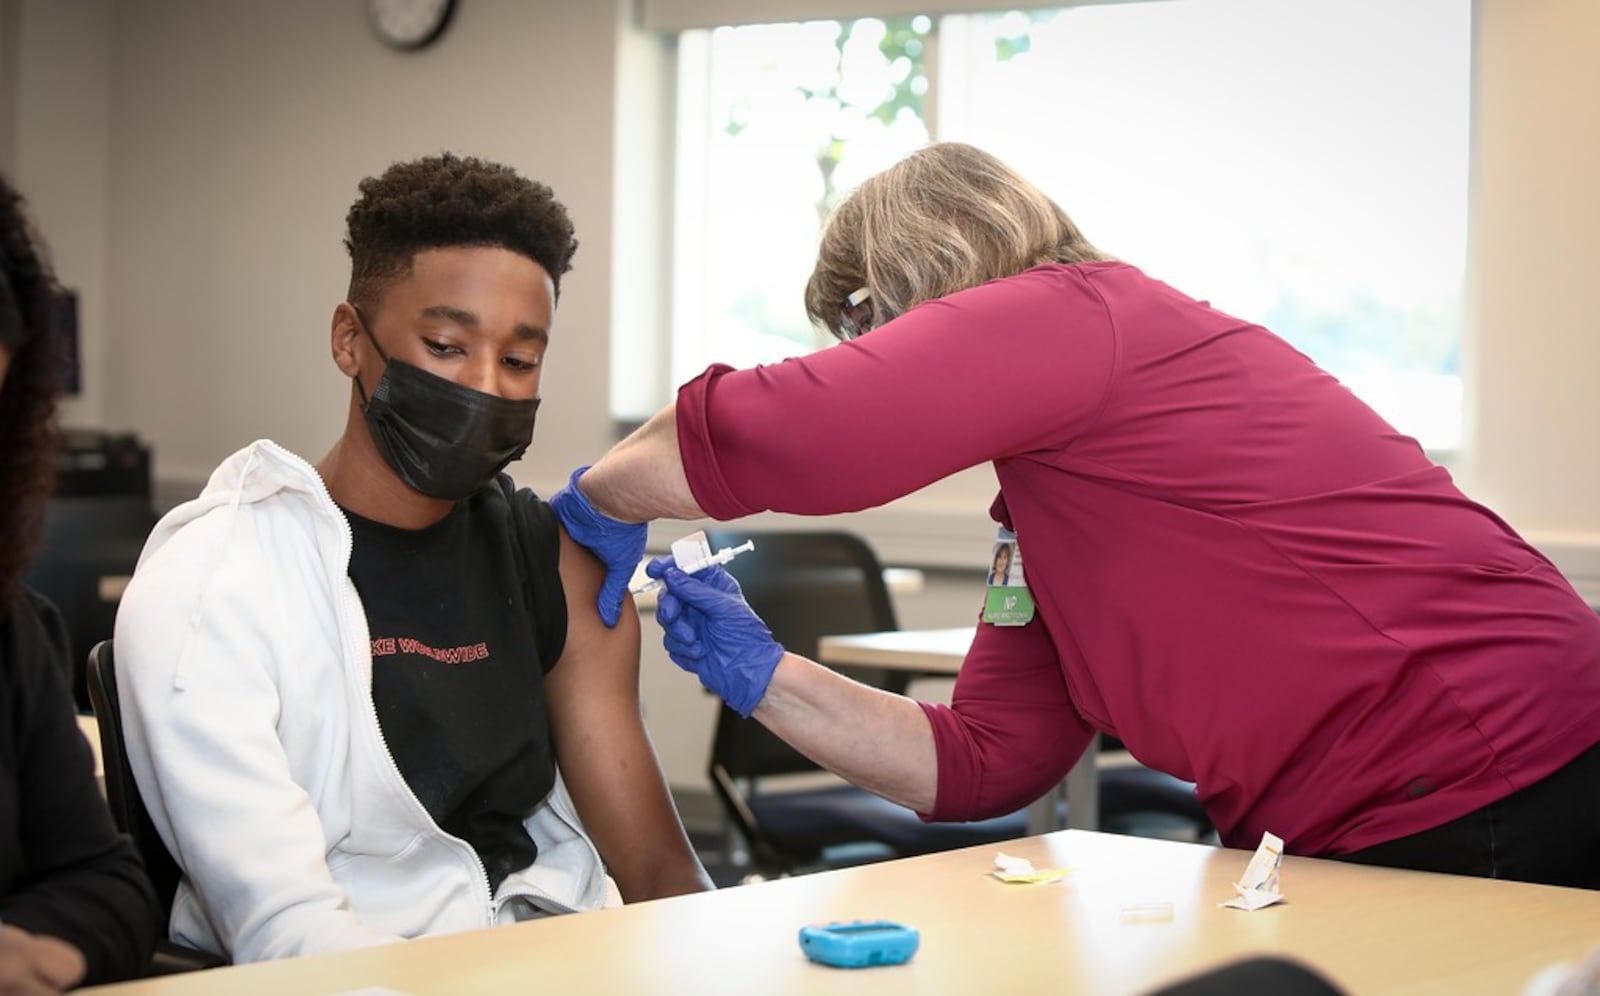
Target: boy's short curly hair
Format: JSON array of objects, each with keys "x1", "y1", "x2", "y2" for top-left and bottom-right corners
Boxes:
[{"x1": 344, "y1": 153, "x2": 577, "y2": 309}]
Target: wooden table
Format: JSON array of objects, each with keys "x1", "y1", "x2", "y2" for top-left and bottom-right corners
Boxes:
[
  {"x1": 83, "y1": 830, "x2": 1600, "y2": 995},
  {"x1": 78, "y1": 713, "x2": 105, "y2": 798},
  {"x1": 816, "y1": 626, "x2": 978, "y2": 673},
  {"x1": 77, "y1": 713, "x2": 104, "y2": 776},
  {"x1": 817, "y1": 626, "x2": 1108, "y2": 834}
]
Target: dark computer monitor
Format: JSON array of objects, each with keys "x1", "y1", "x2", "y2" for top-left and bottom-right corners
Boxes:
[
  {"x1": 53, "y1": 287, "x2": 81, "y2": 396},
  {"x1": 26, "y1": 494, "x2": 157, "y2": 711}
]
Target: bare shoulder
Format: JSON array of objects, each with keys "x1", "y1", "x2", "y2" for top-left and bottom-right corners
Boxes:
[
  {"x1": 552, "y1": 524, "x2": 640, "y2": 661},
  {"x1": 555, "y1": 522, "x2": 605, "y2": 596}
]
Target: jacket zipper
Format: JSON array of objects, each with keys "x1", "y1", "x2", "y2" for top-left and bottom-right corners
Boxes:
[{"x1": 278, "y1": 441, "x2": 501, "y2": 926}]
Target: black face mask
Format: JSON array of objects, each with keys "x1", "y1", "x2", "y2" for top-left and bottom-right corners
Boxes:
[{"x1": 350, "y1": 305, "x2": 539, "y2": 500}]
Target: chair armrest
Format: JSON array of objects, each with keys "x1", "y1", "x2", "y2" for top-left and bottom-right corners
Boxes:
[{"x1": 148, "y1": 939, "x2": 229, "y2": 975}]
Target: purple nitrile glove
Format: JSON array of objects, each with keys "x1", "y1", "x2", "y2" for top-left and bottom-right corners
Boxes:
[
  {"x1": 647, "y1": 555, "x2": 783, "y2": 718},
  {"x1": 548, "y1": 465, "x2": 648, "y2": 628}
]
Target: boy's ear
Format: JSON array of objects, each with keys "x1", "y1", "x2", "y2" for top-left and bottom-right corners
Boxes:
[{"x1": 331, "y1": 303, "x2": 363, "y2": 377}]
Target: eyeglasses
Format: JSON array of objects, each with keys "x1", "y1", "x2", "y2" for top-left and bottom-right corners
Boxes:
[{"x1": 839, "y1": 287, "x2": 874, "y2": 340}]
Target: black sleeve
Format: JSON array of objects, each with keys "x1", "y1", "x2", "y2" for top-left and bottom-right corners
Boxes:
[
  {"x1": 507, "y1": 486, "x2": 569, "y2": 674},
  {"x1": 0, "y1": 589, "x2": 161, "y2": 985}
]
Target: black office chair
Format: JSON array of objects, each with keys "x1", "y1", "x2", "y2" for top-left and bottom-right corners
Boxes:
[
  {"x1": 1095, "y1": 734, "x2": 1213, "y2": 840},
  {"x1": 85, "y1": 640, "x2": 227, "y2": 974},
  {"x1": 702, "y1": 530, "x2": 1032, "y2": 876},
  {"x1": 1145, "y1": 956, "x2": 1348, "y2": 995},
  {"x1": 703, "y1": 530, "x2": 1213, "y2": 876}
]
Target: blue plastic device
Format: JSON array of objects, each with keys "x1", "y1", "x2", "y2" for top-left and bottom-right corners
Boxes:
[{"x1": 798, "y1": 919, "x2": 921, "y2": 968}]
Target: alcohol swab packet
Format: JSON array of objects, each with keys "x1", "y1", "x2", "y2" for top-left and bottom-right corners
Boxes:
[
  {"x1": 629, "y1": 530, "x2": 755, "y2": 595},
  {"x1": 990, "y1": 851, "x2": 1072, "y2": 885},
  {"x1": 1220, "y1": 831, "x2": 1285, "y2": 911}
]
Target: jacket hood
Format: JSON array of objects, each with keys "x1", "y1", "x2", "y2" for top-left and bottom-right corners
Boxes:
[{"x1": 136, "y1": 439, "x2": 332, "y2": 572}]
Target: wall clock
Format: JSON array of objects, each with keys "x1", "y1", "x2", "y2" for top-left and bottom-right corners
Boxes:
[{"x1": 366, "y1": 0, "x2": 457, "y2": 52}]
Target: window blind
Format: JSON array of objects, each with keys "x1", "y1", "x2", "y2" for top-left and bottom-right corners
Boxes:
[{"x1": 638, "y1": 0, "x2": 1148, "y2": 32}]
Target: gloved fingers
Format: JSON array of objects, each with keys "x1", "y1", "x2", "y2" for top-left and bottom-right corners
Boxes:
[
  {"x1": 655, "y1": 590, "x2": 683, "y2": 627},
  {"x1": 694, "y1": 564, "x2": 744, "y2": 595},
  {"x1": 662, "y1": 633, "x2": 705, "y2": 663},
  {"x1": 644, "y1": 554, "x2": 676, "y2": 579},
  {"x1": 658, "y1": 609, "x2": 700, "y2": 649},
  {"x1": 659, "y1": 566, "x2": 742, "y2": 611},
  {"x1": 597, "y1": 578, "x2": 627, "y2": 628},
  {"x1": 662, "y1": 630, "x2": 702, "y2": 657}
]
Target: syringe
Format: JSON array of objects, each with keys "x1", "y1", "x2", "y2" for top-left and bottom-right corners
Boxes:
[{"x1": 630, "y1": 539, "x2": 755, "y2": 596}]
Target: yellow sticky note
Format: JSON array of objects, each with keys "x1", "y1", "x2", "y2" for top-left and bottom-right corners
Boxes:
[{"x1": 991, "y1": 851, "x2": 1072, "y2": 885}]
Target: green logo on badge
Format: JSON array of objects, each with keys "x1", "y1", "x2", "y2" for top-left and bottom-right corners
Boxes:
[{"x1": 982, "y1": 586, "x2": 1035, "y2": 626}]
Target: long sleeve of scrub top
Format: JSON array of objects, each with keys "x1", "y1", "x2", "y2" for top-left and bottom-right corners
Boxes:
[{"x1": 674, "y1": 264, "x2": 1119, "y2": 520}]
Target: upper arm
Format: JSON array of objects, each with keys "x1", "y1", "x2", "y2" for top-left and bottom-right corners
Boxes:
[
  {"x1": 544, "y1": 527, "x2": 710, "y2": 900},
  {"x1": 921, "y1": 618, "x2": 1094, "y2": 821}
]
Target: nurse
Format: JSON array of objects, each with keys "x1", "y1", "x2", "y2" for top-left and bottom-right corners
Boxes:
[{"x1": 552, "y1": 142, "x2": 1600, "y2": 888}]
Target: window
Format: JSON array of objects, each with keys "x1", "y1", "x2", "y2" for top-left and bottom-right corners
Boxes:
[
  {"x1": 667, "y1": 17, "x2": 933, "y2": 392},
  {"x1": 654, "y1": 1, "x2": 1470, "y2": 451}
]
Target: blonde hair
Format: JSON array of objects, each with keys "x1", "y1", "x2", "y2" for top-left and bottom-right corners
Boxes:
[{"x1": 805, "y1": 142, "x2": 1110, "y2": 339}]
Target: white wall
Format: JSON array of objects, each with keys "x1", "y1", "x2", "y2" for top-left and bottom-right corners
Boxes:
[
  {"x1": 97, "y1": 0, "x2": 625, "y2": 490},
  {"x1": 7, "y1": 0, "x2": 1600, "y2": 795},
  {"x1": 1465, "y1": 0, "x2": 1600, "y2": 537},
  {"x1": 1457, "y1": 0, "x2": 1600, "y2": 603},
  {"x1": 10, "y1": 0, "x2": 113, "y2": 427},
  {"x1": 0, "y1": 0, "x2": 19, "y2": 173}
]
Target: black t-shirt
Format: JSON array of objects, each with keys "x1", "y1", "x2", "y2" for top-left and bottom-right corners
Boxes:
[{"x1": 343, "y1": 478, "x2": 567, "y2": 892}]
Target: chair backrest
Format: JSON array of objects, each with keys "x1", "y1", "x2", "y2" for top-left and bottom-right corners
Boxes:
[
  {"x1": 85, "y1": 639, "x2": 183, "y2": 918},
  {"x1": 703, "y1": 530, "x2": 903, "y2": 784}
]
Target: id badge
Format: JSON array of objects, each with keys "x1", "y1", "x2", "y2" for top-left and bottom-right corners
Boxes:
[{"x1": 981, "y1": 528, "x2": 1035, "y2": 626}]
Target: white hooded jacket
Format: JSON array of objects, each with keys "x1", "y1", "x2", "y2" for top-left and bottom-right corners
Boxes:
[{"x1": 114, "y1": 439, "x2": 617, "y2": 963}]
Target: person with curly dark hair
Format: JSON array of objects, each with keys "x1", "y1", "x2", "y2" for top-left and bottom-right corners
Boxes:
[
  {"x1": 114, "y1": 153, "x2": 711, "y2": 963},
  {"x1": 0, "y1": 171, "x2": 161, "y2": 991}
]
